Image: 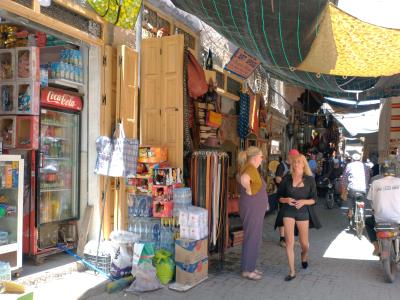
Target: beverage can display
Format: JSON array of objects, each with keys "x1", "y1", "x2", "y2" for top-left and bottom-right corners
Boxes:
[
  {"x1": 5, "y1": 163, "x2": 12, "y2": 188},
  {"x1": 12, "y1": 168, "x2": 18, "y2": 188}
]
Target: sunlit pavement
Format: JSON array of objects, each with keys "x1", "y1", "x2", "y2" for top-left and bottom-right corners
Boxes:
[{"x1": 27, "y1": 200, "x2": 400, "y2": 300}]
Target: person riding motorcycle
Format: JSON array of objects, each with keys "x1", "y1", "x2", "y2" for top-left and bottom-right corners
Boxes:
[
  {"x1": 365, "y1": 161, "x2": 400, "y2": 256},
  {"x1": 342, "y1": 153, "x2": 370, "y2": 219}
]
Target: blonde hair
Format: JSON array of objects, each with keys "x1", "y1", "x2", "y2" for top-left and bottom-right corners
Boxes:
[
  {"x1": 238, "y1": 146, "x2": 262, "y2": 174},
  {"x1": 290, "y1": 154, "x2": 313, "y2": 177}
]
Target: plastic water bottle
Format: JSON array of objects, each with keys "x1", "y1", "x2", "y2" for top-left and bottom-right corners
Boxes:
[{"x1": 0, "y1": 261, "x2": 11, "y2": 281}]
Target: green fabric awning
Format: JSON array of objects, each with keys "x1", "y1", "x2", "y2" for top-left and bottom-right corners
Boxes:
[{"x1": 172, "y1": 0, "x2": 400, "y2": 101}]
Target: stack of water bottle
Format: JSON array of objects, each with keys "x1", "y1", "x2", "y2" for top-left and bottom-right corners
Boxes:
[
  {"x1": 159, "y1": 217, "x2": 179, "y2": 255},
  {"x1": 172, "y1": 188, "x2": 192, "y2": 217},
  {"x1": 128, "y1": 217, "x2": 161, "y2": 250},
  {"x1": 49, "y1": 49, "x2": 84, "y2": 84},
  {"x1": 127, "y1": 194, "x2": 161, "y2": 249},
  {"x1": 0, "y1": 261, "x2": 11, "y2": 281}
]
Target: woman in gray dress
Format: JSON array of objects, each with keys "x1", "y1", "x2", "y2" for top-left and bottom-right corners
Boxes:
[{"x1": 238, "y1": 147, "x2": 270, "y2": 280}]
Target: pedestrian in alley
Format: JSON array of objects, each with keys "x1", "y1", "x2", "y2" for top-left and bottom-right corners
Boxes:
[
  {"x1": 277, "y1": 154, "x2": 321, "y2": 281},
  {"x1": 274, "y1": 149, "x2": 300, "y2": 247},
  {"x1": 237, "y1": 147, "x2": 270, "y2": 280}
]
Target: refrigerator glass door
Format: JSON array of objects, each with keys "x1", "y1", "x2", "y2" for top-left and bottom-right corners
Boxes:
[
  {"x1": 0, "y1": 158, "x2": 22, "y2": 249},
  {"x1": 39, "y1": 109, "x2": 79, "y2": 224}
]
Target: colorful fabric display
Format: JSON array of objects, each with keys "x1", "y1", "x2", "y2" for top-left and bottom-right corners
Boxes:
[
  {"x1": 190, "y1": 150, "x2": 229, "y2": 264},
  {"x1": 237, "y1": 93, "x2": 250, "y2": 139}
]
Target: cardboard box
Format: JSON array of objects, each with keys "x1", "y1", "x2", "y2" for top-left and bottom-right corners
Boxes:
[
  {"x1": 127, "y1": 176, "x2": 153, "y2": 194},
  {"x1": 152, "y1": 199, "x2": 173, "y2": 218},
  {"x1": 153, "y1": 167, "x2": 182, "y2": 185},
  {"x1": 152, "y1": 185, "x2": 172, "y2": 199},
  {"x1": 175, "y1": 238, "x2": 208, "y2": 264},
  {"x1": 176, "y1": 257, "x2": 208, "y2": 286},
  {"x1": 127, "y1": 194, "x2": 152, "y2": 217},
  {"x1": 136, "y1": 161, "x2": 169, "y2": 176},
  {"x1": 16, "y1": 115, "x2": 39, "y2": 149},
  {"x1": 16, "y1": 80, "x2": 40, "y2": 115},
  {"x1": 0, "y1": 49, "x2": 16, "y2": 81},
  {"x1": 138, "y1": 146, "x2": 167, "y2": 163},
  {"x1": 16, "y1": 47, "x2": 40, "y2": 81},
  {"x1": 0, "y1": 83, "x2": 17, "y2": 114}
]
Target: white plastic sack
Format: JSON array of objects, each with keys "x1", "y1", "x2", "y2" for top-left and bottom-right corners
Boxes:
[
  {"x1": 127, "y1": 262, "x2": 163, "y2": 293},
  {"x1": 109, "y1": 230, "x2": 140, "y2": 244},
  {"x1": 110, "y1": 243, "x2": 133, "y2": 279},
  {"x1": 83, "y1": 240, "x2": 114, "y2": 257}
]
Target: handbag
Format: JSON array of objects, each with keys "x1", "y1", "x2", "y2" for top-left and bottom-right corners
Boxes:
[
  {"x1": 187, "y1": 51, "x2": 208, "y2": 99},
  {"x1": 206, "y1": 111, "x2": 222, "y2": 128},
  {"x1": 95, "y1": 123, "x2": 139, "y2": 177},
  {"x1": 87, "y1": 0, "x2": 142, "y2": 30}
]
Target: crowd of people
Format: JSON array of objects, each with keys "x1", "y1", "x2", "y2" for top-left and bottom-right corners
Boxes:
[{"x1": 236, "y1": 145, "x2": 400, "y2": 282}]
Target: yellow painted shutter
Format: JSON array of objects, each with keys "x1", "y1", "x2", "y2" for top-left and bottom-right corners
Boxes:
[
  {"x1": 100, "y1": 45, "x2": 117, "y2": 238},
  {"x1": 115, "y1": 45, "x2": 139, "y2": 230},
  {"x1": 117, "y1": 45, "x2": 139, "y2": 139},
  {"x1": 161, "y1": 35, "x2": 184, "y2": 168},
  {"x1": 140, "y1": 38, "x2": 162, "y2": 145}
]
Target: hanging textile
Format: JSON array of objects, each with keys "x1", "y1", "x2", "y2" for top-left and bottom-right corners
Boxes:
[
  {"x1": 191, "y1": 150, "x2": 229, "y2": 266},
  {"x1": 237, "y1": 93, "x2": 250, "y2": 139}
]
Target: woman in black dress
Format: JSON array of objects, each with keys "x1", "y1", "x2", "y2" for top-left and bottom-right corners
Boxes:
[{"x1": 277, "y1": 154, "x2": 321, "y2": 281}]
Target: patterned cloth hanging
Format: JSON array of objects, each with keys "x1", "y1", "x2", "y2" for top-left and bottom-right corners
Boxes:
[{"x1": 237, "y1": 93, "x2": 250, "y2": 139}]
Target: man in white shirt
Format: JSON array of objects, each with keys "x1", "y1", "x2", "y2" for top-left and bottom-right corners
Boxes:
[
  {"x1": 365, "y1": 162, "x2": 400, "y2": 255},
  {"x1": 342, "y1": 153, "x2": 370, "y2": 218}
]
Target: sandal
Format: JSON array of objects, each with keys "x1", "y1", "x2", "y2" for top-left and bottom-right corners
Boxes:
[
  {"x1": 372, "y1": 249, "x2": 380, "y2": 257},
  {"x1": 254, "y1": 269, "x2": 263, "y2": 275},
  {"x1": 241, "y1": 272, "x2": 262, "y2": 281},
  {"x1": 284, "y1": 274, "x2": 296, "y2": 281}
]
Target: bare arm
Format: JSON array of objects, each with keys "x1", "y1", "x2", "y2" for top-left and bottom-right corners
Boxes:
[{"x1": 240, "y1": 173, "x2": 252, "y2": 195}]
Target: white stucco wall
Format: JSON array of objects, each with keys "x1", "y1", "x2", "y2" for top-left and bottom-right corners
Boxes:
[{"x1": 85, "y1": 45, "x2": 101, "y2": 242}]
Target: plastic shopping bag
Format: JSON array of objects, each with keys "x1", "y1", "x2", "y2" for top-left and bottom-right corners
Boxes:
[
  {"x1": 88, "y1": 0, "x2": 142, "y2": 30},
  {"x1": 153, "y1": 249, "x2": 175, "y2": 285}
]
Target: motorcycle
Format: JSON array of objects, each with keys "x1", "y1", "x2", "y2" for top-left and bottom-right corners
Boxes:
[
  {"x1": 350, "y1": 192, "x2": 366, "y2": 239},
  {"x1": 317, "y1": 177, "x2": 335, "y2": 209},
  {"x1": 375, "y1": 222, "x2": 400, "y2": 283},
  {"x1": 325, "y1": 179, "x2": 335, "y2": 209},
  {"x1": 354, "y1": 200, "x2": 365, "y2": 239}
]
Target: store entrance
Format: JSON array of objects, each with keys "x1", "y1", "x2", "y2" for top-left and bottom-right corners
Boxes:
[{"x1": 0, "y1": 9, "x2": 91, "y2": 266}]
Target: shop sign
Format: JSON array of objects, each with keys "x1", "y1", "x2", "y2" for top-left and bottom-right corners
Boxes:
[
  {"x1": 224, "y1": 48, "x2": 261, "y2": 79},
  {"x1": 41, "y1": 87, "x2": 83, "y2": 111}
]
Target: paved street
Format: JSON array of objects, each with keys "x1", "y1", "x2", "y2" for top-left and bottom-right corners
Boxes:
[{"x1": 77, "y1": 200, "x2": 399, "y2": 300}]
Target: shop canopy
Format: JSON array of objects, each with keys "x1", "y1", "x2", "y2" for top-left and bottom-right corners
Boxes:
[
  {"x1": 321, "y1": 102, "x2": 381, "y2": 136},
  {"x1": 171, "y1": 0, "x2": 400, "y2": 101}
]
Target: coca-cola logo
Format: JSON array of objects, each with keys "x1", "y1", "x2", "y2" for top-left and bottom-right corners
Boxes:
[
  {"x1": 41, "y1": 88, "x2": 82, "y2": 111},
  {"x1": 46, "y1": 91, "x2": 76, "y2": 107}
]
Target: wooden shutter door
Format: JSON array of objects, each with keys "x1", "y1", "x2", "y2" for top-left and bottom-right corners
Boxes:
[
  {"x1": 100, "y1": 45, "x2": 117, "y2": 238},
  {"x1": 140, "y1": 38, "x2": 162, "y2": 145},
  {"x1": 161, "y1": 35, "x2": 184, "y2": 168},
  {"x1": 115, "y1": 45, "x2": 139, "y2": 230},
  {"x1": 117, "y1": 45, "x2": 139, "y2": 138}
]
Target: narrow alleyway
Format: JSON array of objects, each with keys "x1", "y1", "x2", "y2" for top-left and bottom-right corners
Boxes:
[{"x1": 79, "y1": 200, "x2": 399, "y2": 300}]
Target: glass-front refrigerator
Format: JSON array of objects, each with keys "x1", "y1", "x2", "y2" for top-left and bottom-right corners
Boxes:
[
  {"x1": 39, "y1": 109, "x2": 79, "y2": 224},
  {"x1": 36, "y1": 87, "x2": 82, "y2": 252},
  {"x1": 0, "y1": 155, "x2": 24, "y2": 275}
]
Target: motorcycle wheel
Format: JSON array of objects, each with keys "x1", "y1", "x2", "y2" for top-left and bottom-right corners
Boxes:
[
  {"x1": 354, "y1": 209, "x2": 364, "y2": 239},
  {"x1": 382, "y1": 240, "x2": 397, "y2": 283},
  {"x1": 326, "y1": 192, "x2": 335, "y2": 209}
]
